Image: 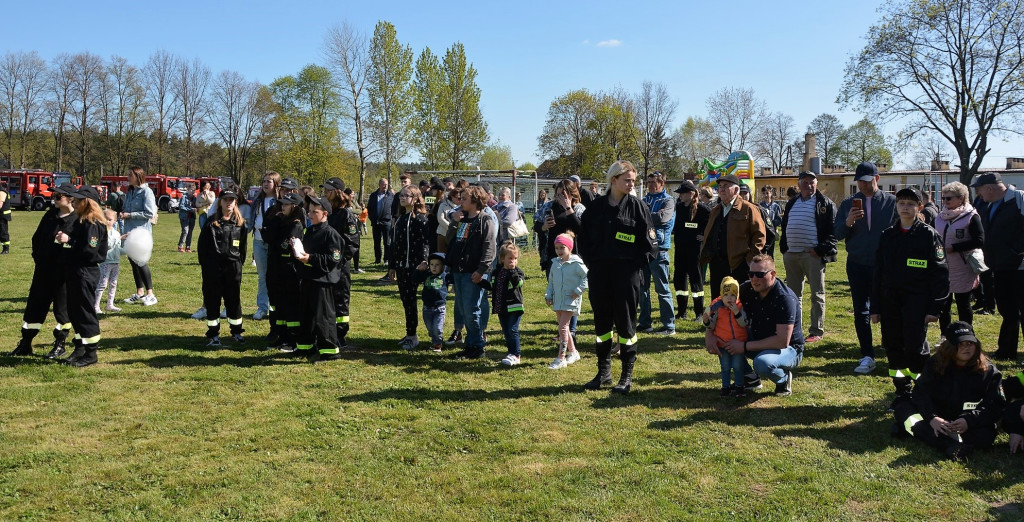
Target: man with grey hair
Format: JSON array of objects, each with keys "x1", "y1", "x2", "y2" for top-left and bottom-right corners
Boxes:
[
  {"x1": 973, "y1": 172, "x2": 1024, "y2": 361},
  {"x1": 494, "y1": 186, "x2": 520, "y2": 245}
]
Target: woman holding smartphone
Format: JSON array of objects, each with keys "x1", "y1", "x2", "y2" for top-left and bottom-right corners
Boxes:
[{"x1": 540, "y1": 179, "x2": 585, "y2": 278}]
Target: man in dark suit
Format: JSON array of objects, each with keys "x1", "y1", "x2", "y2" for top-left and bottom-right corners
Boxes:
[{"x1": 367, "y1": 178, "x2": 394, "y2": 265}]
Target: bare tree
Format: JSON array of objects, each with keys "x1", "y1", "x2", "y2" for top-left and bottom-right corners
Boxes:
[
  {"x1": 705, "y1": 86, "x2": 769, "y2": 156},
  {"x1": 840, "y1": 0, "x2": 1024, "y2": 186},
  {"x1": 173, "y1": 57, "x2": 210, "y2": 176},
  {"x1": 325, "y1": 21, "x2": 373, "y2": 203},
  {"x1": 0, "y1": 51, "x2": 47, "y2": 168},
  {"x1": 671, "y1": 116, "x2": 718, "y2": 174},
  {"x1": 142, "y1": 50, "x2": 180, "y2": 174},
  {"x1": 99, "y1": 56, "x2": 148, "y2": 176},
  {"x1": 66, "y1": 52, "x2": 106, "y2": 178},
  {"x1": 756, "y1": 111, "x2": 796, "y2": 174},
  {"x1": 630, "y1": 80, "x2": 677, "y2": 175},
  {"x1": 48, "y1": 54, "x2": 75, "y2": 172},
  {"x1": 209, "y1": 70, "x2": 272, "y2": 182}
]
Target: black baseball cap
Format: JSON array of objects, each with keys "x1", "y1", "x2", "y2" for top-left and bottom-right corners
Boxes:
[
  {"x1": 72, "y1": 185, "x2": 102, "y2": 204},
  {"x1": 321, "y1": 177, "x2": 346, "y2": 192},
  {"x1": 280, "y1": 178, "x2": 299, "y2": 190},
  {"x1": 675, "y1": 180, "x2": 697, "y2": 194},
  {"x1": 53, "y1": 183, "x2": 76, "y2": 197},
  {"x1": 306, "y1": 194, "x2": 332, "y2": 214},
  {"x1": 798, "y1": 171, "x2": 818, "y2": 180},
  {"x1": 895, "y1": 187, "x2": 924, "y2": 202},
  {"x1": 944, "y1": 321, "x2": 979, "y2": 345},
  {"x1": 854, "y1": 162, "x2": 878, "y2": 181},
  {"x1": 970, "y1": 172, "x2": 1003, "y2": 188},
  {"x1": 279, "y1": 192, "x2": 303, "y2": 206},
  {"x1": 219, "y1": 190, "x2": 238, "y2": 200}
]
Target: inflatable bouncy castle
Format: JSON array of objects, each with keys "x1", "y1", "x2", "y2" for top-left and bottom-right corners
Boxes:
[{"x1": 696, "y1": 150, "x2": 755, "y2": 193}]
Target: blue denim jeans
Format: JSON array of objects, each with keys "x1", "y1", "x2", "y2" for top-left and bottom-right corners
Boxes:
[
  {"x1": 639, "y1": 250, "x2": 675, "y2": 330},
  {"x1": 720, "y1": 352, "x2": 746, "y2": 388},
  {"x1": 452, "y1": 272, "x2": 486, "y2": 350},
  {"x1": 751, "y1": 347, "x2": 803, "y2": 384},
  {"x1": 423, "y1": 305, "x2": 446, "y2": 346},
  {"x1": 498, "y1": 311, "x2": 522, "y2": 357},
  {"x1": 252, "y1": 238, "x2": 270, "y2": 313},
  {"x1": 847, "y1": 262, "x2": 875, "y2": 358}
]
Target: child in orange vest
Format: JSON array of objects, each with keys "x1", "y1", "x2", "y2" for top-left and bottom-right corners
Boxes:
[{"x1": 702, "y1": 276, "x2": 749, "y2": 397}]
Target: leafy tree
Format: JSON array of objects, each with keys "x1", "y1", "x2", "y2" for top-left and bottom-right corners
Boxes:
[
  {"x1": 840, "y1": 0, "x2": 1024, "y2": 186},
  {"x1": 537, "y1": 89, "x2": 595, "y2": 175},
  {"x1": 806, "y1": 113, "x2": 844, "y2": 166},
  {"x1": 438, "y1": 43, "x2": 488, "y2": 169},
  {"x1": 367, "y1": 21, "x2": 413, "y2": 182},
  {"x1": 834, "y1": 118, "x2": 893, "y2": 168},
  {"x1": 671, "y1": 116, "x2": 717, "y2": 174},
  {"x1": 412, "y1": 48, "x2": 444, "y2": 170},
  {"x1": 517, "y1": 161, "x2": 537, "y2": 171},
  {"x1": 477, "y1": 140, "x2": 513, "y2": 170},
  {"x1": 267, "y1": 65, "x2": 343, "y2": 180}
]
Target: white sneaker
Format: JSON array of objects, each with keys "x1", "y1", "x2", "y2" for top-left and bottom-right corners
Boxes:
[
  {"x1": 191, "y1": 306, "x2": 207, "y2": 320},
  {"x1": 854, "y1": 356, "x2": 877, "y2": 374},
  {"x1": 124, "y1": 293, "x2": 143, "y2": 304},
  {"x1": 142, "y1": 294, "x2": 158, "y2": 306},
  {"x1": 566, "y1": 350, "x2": 581, "y2": 365},
  {"x1": 95, "y1": 307, "x2": 104, "y2": 314},
  {"x1": 105, "y1": 304, "x2": 122, "y2": 312},
  {"x1": 548, "y1": 357, "x2": 567, "y2": 370},
  {"x1": 500, "y1": 354, "x2": 521, "y2": 366}
]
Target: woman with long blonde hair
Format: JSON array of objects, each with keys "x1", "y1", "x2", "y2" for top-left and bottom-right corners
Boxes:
[{"x1": 54, "y1": 186, "x2": 108, "y2": 367}]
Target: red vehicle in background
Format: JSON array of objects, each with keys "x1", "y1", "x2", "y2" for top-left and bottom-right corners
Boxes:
[
  {"x1": 0, "y1": 170, "x2": 83, "y2": 210},
  {"x1": 100, "y1": 174, "x2": 189, "y2": 212}
]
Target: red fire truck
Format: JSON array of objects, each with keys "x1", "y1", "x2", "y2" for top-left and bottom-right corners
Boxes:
[
  {"x1": 0, "y1": 170, "x2": 83, "y2": 210},
  {"x1": 100, "y1": 174, "x2": 189, "y2": 212}
]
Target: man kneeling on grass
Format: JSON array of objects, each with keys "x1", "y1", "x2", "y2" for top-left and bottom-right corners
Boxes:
[{"x1": 705, "y1": 254, "x2": 804, "y2": 396}]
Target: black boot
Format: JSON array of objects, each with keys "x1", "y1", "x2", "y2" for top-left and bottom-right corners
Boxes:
[
  {"x1": 230, "y1": 324, "x2": 245, "y2": 344},
  {"x1": 692, "y1": 297, "x2": 704, "y2": 321},
  {"x1": 1, "y1": 245, "x2": 9, "y2": 255},
  {"x1": 675, "y1": 295, "x2": 686, "y2": 319},
  {"x1": 8, "y1": 334, "x2": 33, "y2": 356},
  {"x1": 59, "y1": 338, "x2": 85, "y2": 365},
  {"x1": 45, "y1": 329, "x2": 68, "y2": 359},
  {"x1": 583, "y1": 340, "x2": 614, "y2": 390},
  {"x1": 612, "y1": 353, "x2": 636, "y2": 394},
  {"x1": 71, "y1": 344, "x2": 98, "y2": 368}
]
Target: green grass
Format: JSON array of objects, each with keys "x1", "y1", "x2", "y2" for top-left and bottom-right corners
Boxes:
[{"x1": 1, "y1": 211, "x2": 1022, "y2": 520}]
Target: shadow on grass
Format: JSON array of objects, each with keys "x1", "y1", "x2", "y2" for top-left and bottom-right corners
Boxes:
[
  {"x1": 337, "y1": 382, "x2": 581, "y2": 404},
  {"x1": 111, "y1": 352, "x2": 308, "y2": 368}
]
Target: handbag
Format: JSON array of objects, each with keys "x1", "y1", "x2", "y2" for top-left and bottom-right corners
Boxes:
[
  {"x1": 508, "y1": 217, "x2": 529, "y2": 238},
  {"x1": 963, "y1": 249, "x2": 988, "y2": 274}
]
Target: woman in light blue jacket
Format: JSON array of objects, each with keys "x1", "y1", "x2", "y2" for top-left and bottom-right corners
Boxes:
[
  {"x1": 118, "y1": 166, "x2": 158, "y2": 306},
  {"x1": 545, "y1": 232, "x2": 588, "y2": 369}
]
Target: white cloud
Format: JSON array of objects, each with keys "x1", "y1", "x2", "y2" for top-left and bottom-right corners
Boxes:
[{"x1": 596, "y1": 39, "x2": 621, "y2": 48}]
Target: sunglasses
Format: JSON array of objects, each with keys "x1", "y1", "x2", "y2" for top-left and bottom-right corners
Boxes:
[
  {"x1": 748, "y1": 270, "x2": 773, "y2": 279},
  {"x1": 941, "y1": 196, "x2": 957, "y2": 201}
]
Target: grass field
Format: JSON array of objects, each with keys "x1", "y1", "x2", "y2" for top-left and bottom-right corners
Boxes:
[{"x1": 1, "y1": 210, "x2": 1023, "y2": 520}]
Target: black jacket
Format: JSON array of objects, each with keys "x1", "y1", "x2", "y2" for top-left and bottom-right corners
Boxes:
[
  {"x1": 1003, "y1": 371, "x2": 1024, "y2": 435},
  {"x1": 263, "y1": 211, "x2": 303, "y2": 280},
  {"x1": 912, "y1": 357, "x2": 1004, "y2": 432},
  {"x1": 871, "y1": 219, "x2": 949, "y2": 316},
  {"x1": 33, "y1": 207, "x2": 75, "y2": 262},
  {"x1": 64, "y1": 218, "x2": 108, "y2": 267},
  {"x1": 579, "y1": 193, "x2": 656, "y2": 269},
  {"x1": 978, "y1": 190, "x2": 1024, "y2": 271},
  {"x1": 780, "y1": 191, "x2": 838, "y2": 263},
  {"x1": 446, "y1": 212, "x2": 497, "y2": 275},
  {"x1": 672, "y1": 201, "x2": 711, "y2": 251},
  {"x1": 390, "y1": 212, "x2": 430, "y2": 270},
  {"x1": 367, "y1": 189, "x2": 394, "y2": 226},
  {"x1": 198, "y1": 217, "x2": 248, "y2": 267},
  {"x1": 300, "y1": 222, "x2": 342, "y2": 284},
  {"x1": 482, "y1": 266, "x2": 525, "y2": 315},
  {"x1": 328, "y1": 207, "x2": 361, "y2": 262}
]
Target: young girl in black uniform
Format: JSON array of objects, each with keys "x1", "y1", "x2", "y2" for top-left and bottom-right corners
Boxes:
[
  {"x1": 55, "y1": 186, "x2": 108, "y2": 367},
  {"x1": 324, "y1": 178, "x2": 359, "y2": 350},
  {"x1": 263, "y1": 192, "x2": 304, "y2": 350},
  {"x1": 8, "y1": 183, "x2": 76, "y2": 358},
  {"x1": 672, "y1": 180, "x2": 711, "y2": 321},
  {"x1": 390, "y1": 185, "x2": 431, "y2": 350},
  {"x1": 579, "y1": 160, "x2": 657, "y2": 394},
  {"x1": 872, "y1": 187, "x2": 949, "y2": 403},
  {"x1": 198, "y1": 190, "x2": 248, "y2": 347},
  {"x1": 296, "y1": 195, "x2": 343, "y2": 361}
]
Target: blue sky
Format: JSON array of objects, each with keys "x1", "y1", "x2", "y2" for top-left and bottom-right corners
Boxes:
[{"x1": 7, "y1": 1, "x2": 1019, "y2": 169}]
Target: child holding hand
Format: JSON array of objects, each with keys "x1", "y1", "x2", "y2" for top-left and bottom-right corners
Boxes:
[
  {"x1": 703, "y1": 276, "x2": 750, "y2": 397},
  {"x1": 545, "y1": 232, "x2": 588, "y2": 370}
]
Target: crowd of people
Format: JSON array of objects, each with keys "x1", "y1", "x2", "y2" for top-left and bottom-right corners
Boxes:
[{"x1": 5, "y1": 160, "x2": 1024, "y2": 461}]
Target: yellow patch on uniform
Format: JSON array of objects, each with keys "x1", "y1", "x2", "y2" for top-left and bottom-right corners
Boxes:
[
  {"x1": 615, "y1": 232, "x2": 635, "y2": 243},
  {"x1": 232, "y1": 240, "x2": 240, "y2": 247},
  {"x1": 685, "y1": 222, "x2": 699, "y2": 229},
  {"x1": 907, "y1": 258, "x2": 927, "y2": 268}
]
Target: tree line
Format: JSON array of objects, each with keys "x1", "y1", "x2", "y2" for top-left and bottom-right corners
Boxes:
[{"x1": 0, "y1": 20, "x2": 489, "y2": 203}]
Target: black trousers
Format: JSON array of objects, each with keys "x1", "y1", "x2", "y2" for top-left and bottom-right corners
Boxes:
[
  {"x1": 130, "y1": 258, "x2": 153, "y2": 291},
  {"x1": 0, "y1": 218, "x2": 9, "y2": 244},
  {"x1": 708, "y1": 255, "x2": 749, "y2": 300},
  {"x1": 588, "y1": 261, "x2": 641, "y2": 357},
  {"x1": 673, "y1": 246, "x2": 703, "y2": 295},
  {"x1": 298, "y1": 280, "x2": 339, "y2": 354},
  {"x1": 66, "y1": 265, "x2": 101, "y2": 341},
  {"x1": 333, "y1": 259, "x2": 352, "y2": 345},
  {"x1": 879, "y1": 289, "x2": 931, "y2": 394},
  {"x1": 267, "y1": 260, "x2": 301, "y2": 325},
  {"x1": 893, "y1": 401, "x2": 997, "y2": 451},
  {"x1": 939, "y1": 291, "x2": 973, "y2": 333},
  {"x1": 396, "y1": 267, "x2": 419, "y2": 336},
  {"x1": 372, "y1": 223, "x2": 391, "y2": 264},
  {"x1": 22, "y1": 260, "x2": 70, "y2": 335},
  {"x1": 202, "y1": 262, "x2": 243, "y2": 335},
  {"x1": 993, "y1": 269, "x2": 1024, "y2": 359}
]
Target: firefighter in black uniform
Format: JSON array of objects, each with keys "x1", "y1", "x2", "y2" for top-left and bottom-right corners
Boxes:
[
  {"x1": 892, "y1": 321, "x2": 1004, "y2": 461},
  {"x1": 672, "y1": 179, "x2": 711, "y2": 321},
  {"x1": 296, "y1": 195, "x2": 343, "y2": 362},
  {"x1": 197, "y1": 190, "x2": 248, "y2": 346},
  {"x1": 262, "y1": 192, "x2": 304, "y2": 350},
  {"x1": 579, "y1": 160, "x2": 657, "y2": 394},
  {"x1": 872, "y1": 187, "x2": 949, "y2": 404},
  {"x1": 8, "y1": 183, "x2": 76, "y2": 358},
  {"x1": 55, "y1": 186, "x2": 108, "y2": 367},
  {"x1": 324, "y1": 177, "x2": 358, "y2": 349},
  {"x1": 0, "y1": 181, "x2": 11, "y2": 254}
]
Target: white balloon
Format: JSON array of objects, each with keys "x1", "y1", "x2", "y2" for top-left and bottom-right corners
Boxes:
[{"x1": 122, "y1": 228, "x2": 153, "y2": 266}]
